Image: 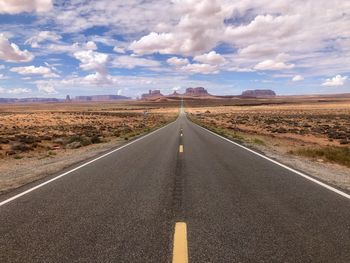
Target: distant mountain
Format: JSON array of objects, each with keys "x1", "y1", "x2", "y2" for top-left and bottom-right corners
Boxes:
[
  {"x1": 241, "y1": 89, "x2": 276, "y2": 98},
  {"x1": 141, "y1": 87, "x2": 212, "y2": 100},
  {"x1": 0, "y1": 98, "x2": 61, "y2": 103},
  {"x1": 74, "y1": 95, "x2": 131, "y2": 101},
  {"x1": 0, "y1": 94, "x2": 131, "y2": 104}
]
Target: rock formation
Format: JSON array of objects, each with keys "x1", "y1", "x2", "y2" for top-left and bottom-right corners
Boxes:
[
  {"x1": 141, "y1": 90, "x2": 164, "y2": 100},
  {"x1": 184, "y1": 87, "x2": 209, "y2": 97},
  {"x1": 241, "y1": 89, "x2": 276, "y2": 98}
]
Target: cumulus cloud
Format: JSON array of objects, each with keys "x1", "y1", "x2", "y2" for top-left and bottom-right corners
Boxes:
[
  {"x1": 10, "y1": 65, "x2": 59, "y2": 78},
  {"x1": 37, "y1": 82, "x2": 58, "y2": 94},
  {"x1": 3, "y1": 0, "x2": 350, "y2": 93},
  {"x1": 73, "y1": 50, "x2": 108, "y2": 74},
  {"x1": 0, "y1": 0, "x2": 52, "y2": 14},
  {"x1": 128, "y1": 0, "x2": 350, "y2": 77},
  {"x1": 322, "y1": 75, "x2": 348, "y2": 87},
  {"x1": 61, "y1": 72, "x2": 118, "y2": 86},
  {"x1": 167, "y1": 55, "x2": 219, "y2": 74},
  {"x1": 25, "y1": 31, "x2": 61, "y2": 48},
  {"x1": 225, "y1": 14, "x2": 300, "y2": 47},
  {"x1": 194, "y1": 51, "x2": 225, "y2": 65},
  {"x1": 85, "y1": 41, "x2": 97, "y2": 50},
  {"x1": 0, "y1": 34, "x2": 34, "y2": 62},
  {"x1": 254, "y1": 53, "x2": 295, "y2": 71},
  {"x1": 111, "y1": 55, "x2": 160, "y2": 69},
  {"x1": 130, "y1": 0, "x2": 228, "y2": 56},
  {"x1": 72, "y1": 49, "x2": 120, "y2": 86},
  {"x1": 167, "y1": 57, "x2": 189, "y2": 67},
  {"x1": 292, "y1": 75, "x2": 304, "y2": 81}
]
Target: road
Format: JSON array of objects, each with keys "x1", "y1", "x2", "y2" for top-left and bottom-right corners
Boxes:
[{"x1": 1, "y1": 108, "x2": 350, "y2": 262}]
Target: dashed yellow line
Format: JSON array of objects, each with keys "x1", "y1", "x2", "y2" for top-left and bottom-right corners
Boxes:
[
  {"x1": 179, "y1": 145, "x2": 184, "y2": 153},
  {"x1": 172, "y1": 222, "x2": 188, "y2": 263}
]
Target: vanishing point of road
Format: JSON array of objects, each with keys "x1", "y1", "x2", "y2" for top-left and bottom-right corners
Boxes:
[{"x1": 1, "y1": 106, "x2": 350, "y2": 262}]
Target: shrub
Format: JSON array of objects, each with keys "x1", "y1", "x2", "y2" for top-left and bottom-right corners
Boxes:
[
  {"x1": 253, "y1": 138, "x2": 266, "y2": 146},
  {"x1": 291, "y1": 146, "x2": 350, "y2": 167},
  {"x1": 91, "y1": 135, "x2": 102, "y2": 144},
  {"x1": 67, "y1": 135, "x2": 91, "y2": 146}
]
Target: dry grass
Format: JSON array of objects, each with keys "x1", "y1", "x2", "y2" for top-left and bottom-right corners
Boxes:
[
  {"x1": 290, "y1": 147, "x2": 350, "y2": 168},
  {"x1": 0, "y1": 102, "x2": 178, "y2": 160},
  {"x1": 187, "y1": 98, "x2": 350, "y2": 168}
]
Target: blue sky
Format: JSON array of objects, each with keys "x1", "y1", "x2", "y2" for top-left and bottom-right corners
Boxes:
[{"x1": 0, "y1": 0, "x2": 349, "y2": 98}]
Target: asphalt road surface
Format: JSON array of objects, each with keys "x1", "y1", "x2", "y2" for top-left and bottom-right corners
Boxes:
[{"x1": 1, "y1": 109, "x2": 350, "y2": 262}]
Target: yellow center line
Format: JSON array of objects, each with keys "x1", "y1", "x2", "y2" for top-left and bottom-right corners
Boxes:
[
  {"x1": 179, "y1": 145, "x2": 184, "y2": 153},
  {"x1": 172, "y1": 222, "x2": 188, "y2": 263}
]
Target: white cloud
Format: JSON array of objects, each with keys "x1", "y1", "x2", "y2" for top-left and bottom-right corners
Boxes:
[
  {"x1": 130, "y1": 0, "x2": 228, "y2": 56},
  {"x1": 226, "y1": 67, "x2": 254, "y2": 72},
  {"x1": 167, "y1": 57, "x2": 189, "y2": 67},
  {"x1": 37, "y1": 82, "x2": 58, "y2": 94},
  {"x1": 254, "y1": 60, "x2": 294, "y2": 71},
  {"x1": 85, "y1": 41, "x2": 97, "y2": 50},
  {"x1": 113, "y1": 46, "x2": 126, "y2": 54},
  {"x1": 254, "y1": 53, "x2": 295, "y2": 71},
  {"x1": 111, "y1": 55, "x2": 160, "y2": 69},
  {"x1": 2, "y1": 0, "x2": 350, "y2": 94},
  {"x1": 49, "y1": 1, "x2": 175, "y2": 34},
  {"x1": 73, "y1": 50, "x2": 108, "y2": 74},
  {"x1": 130, "y1": 32, "x2": 175, "y2": 55},
  {"x1": 182, "y1": 63, "x2": 219, "y2": 74},
  {"x1": 61, "y1": 72, "x2": 118, "y2": 87},
  {"x1": 128, "y1": 0, "x2": 350, "y2": 77},
  {"x1": 225, "y1": 14, "x2": 300, "y2": 47},
  {"x1": 194, "y1": 51, "x2": 226, "y2": 65},
  {"x1": 0, "y1": 73, "x2": 7, "y2": 79},
  {"x1": 25, "y1": 31, "x2": 61, "y2": 48},
  {"x1": 0, "y1": 87, "x2": 31, "y2": 94},
  {"x1": 47, "y1": 41, "x2": 97, "y2": 54},
  {"x1": 322, "y1": 75, "x2": 347, "y2": 87},
  {"x1": 292, "y1": 75, "x2": 304, "y2": 81},
  {"x1": 0, "y1": 0, "x2": 52, "y2": 14},
  {"x1": 10, "y1": 65, "x2": 59, "y2": 78},
  {"x1": 0, "y1": 34, "x2": 34, "y2": 62},
  {"x1": 167, "y1": 56, "x2": 219, "y2": 74}
]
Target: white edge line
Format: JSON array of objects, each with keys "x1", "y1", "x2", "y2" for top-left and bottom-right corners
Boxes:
[
  {"x1": 193, "y1": 122, "x2": 350, "y2": 200},
  {"x1": 0, "y1": 119, "x2": 177, "y2": 207}
]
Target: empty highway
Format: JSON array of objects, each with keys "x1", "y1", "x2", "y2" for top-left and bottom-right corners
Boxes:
[{"x1": 1, "y1": 108, "x2": 350, "y2": 262}]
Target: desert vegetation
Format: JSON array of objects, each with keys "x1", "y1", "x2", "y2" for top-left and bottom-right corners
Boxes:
[
  {"x1": 0, "y1": 102, "x2": 178, "y2": 193},
  {"x1": 0, "y1": 103, "x2": 177, "y2": 159},
  {"x1": 186, "y1": 99, "x2": 350, "y2": 168}
]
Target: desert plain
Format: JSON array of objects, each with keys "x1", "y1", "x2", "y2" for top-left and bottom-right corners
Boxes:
[
  {"x1": 1, "y1": 96, "x2": 350, "y2": 193},
  {"x1": 0, "y1": 102, "x2": 178, "y2": 193}
]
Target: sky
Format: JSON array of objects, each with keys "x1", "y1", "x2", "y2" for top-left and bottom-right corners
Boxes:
[{"x1": 0, "y1": 0, "x2": 349, "y2": 98}]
